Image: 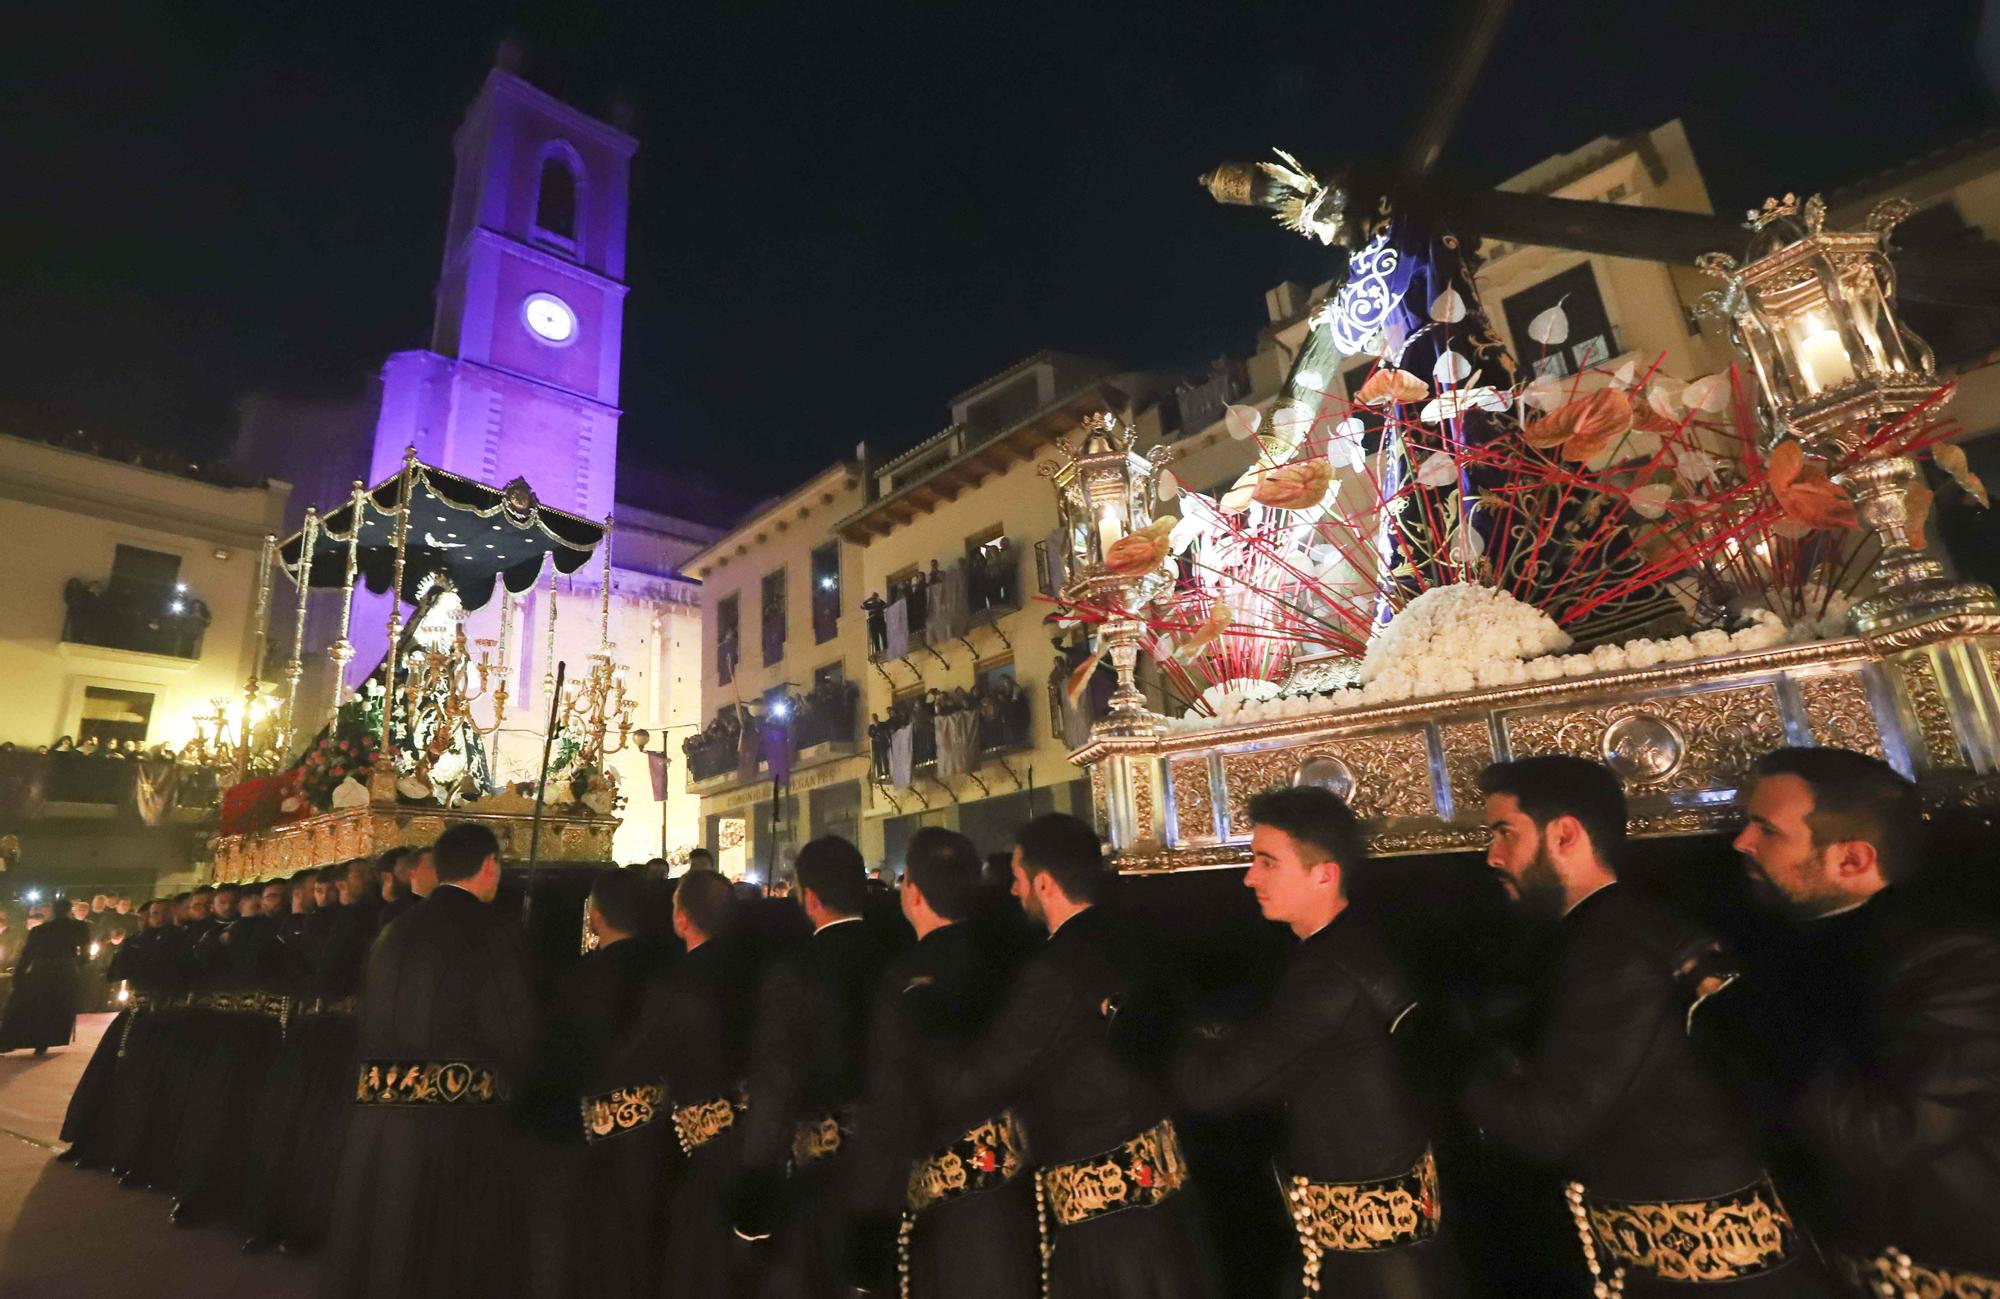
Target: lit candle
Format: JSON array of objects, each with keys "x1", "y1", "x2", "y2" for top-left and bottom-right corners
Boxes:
[
  {"x1": 1795, "y1": 326, "x2": 1855, "y2": 395},
  {"x1": 1096, "y1": 507, "x2": 1122, "y2": 559}
]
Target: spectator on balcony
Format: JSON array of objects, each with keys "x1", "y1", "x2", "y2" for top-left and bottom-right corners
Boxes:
[{"x1": 863, "y1": 592, "x2": 888, "y2": 659}]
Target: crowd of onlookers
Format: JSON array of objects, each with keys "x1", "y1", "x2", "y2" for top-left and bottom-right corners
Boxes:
[
  {"x1": 867, "y1": 676, "x2": 1034, "y2": 783},
  {"x1": 0, "y1": 893, "x2": 143, "y2": 1011},
  {"x1": 680, "y1": 677, "x2": 865, "y2": 784}
]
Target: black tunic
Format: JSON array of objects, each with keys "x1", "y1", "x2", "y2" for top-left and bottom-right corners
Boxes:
[
  {"x1": 929, "y1": 907, "x2": 1220, "y2": 1299},
  {"x1": 1464, "y1": 884, "x2": 1824, "y2": 1297},
  {"x1": 849, "y1": 921, "x2": 1038, "y2": 1299},
  {"x1": 1174, "y1": 910, "x2": 1459, "y2": 1298},
  {"x1": 277, "y1": 901, "x2": 370, "y2": 1250},
  {"x1": 318, "y1": 885, "x2": 537, "y2": 1299},
  {"x1": 739, "y1": 916, "x2": 907, "y2": 1299},
  {"x1": 0, "y1": 916, "x2": 89, "y2": 1050},
  {"x1": 1770, "y1": 892, "x2": 2000, "y2": 1276},
  {"x1": 519, "y1": 938, "x2": 667, "y2": 1299},
  {"x1": 640, "y1": 936, "x2": 757, "y2": 1299},
  {"x1": 61, "y1": 924, "x2": 178, "y2": 1163}
]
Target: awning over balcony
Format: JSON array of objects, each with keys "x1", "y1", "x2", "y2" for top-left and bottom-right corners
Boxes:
[{"x1": 276, "y1": 462, "x2": 605, "y2": 610}]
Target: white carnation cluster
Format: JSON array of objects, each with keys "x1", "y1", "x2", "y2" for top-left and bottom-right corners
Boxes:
[
  {"x1": 1171, "y1": 585, "x2": 1795, "y2": 731},
  {"x1": 1357, "y1": 585, "x2": 1573, "y2": 701}
]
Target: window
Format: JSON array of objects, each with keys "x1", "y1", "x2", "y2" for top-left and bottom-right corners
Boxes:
[
  {"x1": 965, "y1": 527, "x2": 1019, "y2": 614},
  {"x1": 111, "y1": 544, "x2": 181, "y2": 596},
  {"x1": 535, "y1": 156, "x2": 577, "y2": 242},
  {"x1": 1501, "y1": 264, "x2": 1617, "y2": 379},
  {"x1": 810, "y1": 543, "x2": 840, "y2": 643},
  {"x1": 813, "y1": 662, "x2": 845, "y2": 691},
  {"x1": 761, "y1": 569, "x2": 787, "y2": 666},
  {"x1": 963, "y1": 377, "x2": 1041, "y2": 437},
  {"x1": 716, "y1": 595, "x2": 739, "y2": 686},
  {"x1": 79, "y1": 686, "x2": 153, "y2": 748}
]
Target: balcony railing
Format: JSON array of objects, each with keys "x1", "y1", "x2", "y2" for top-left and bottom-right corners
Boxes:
[
  {"x1": 0, "y1": 747, "x2": 221, "y2": 824},
  {"x1": 681, "y1": 683, "x2": 862, "y2": 787},
  {"x1": 62, "y1": 578, "x2": 210, "y2": 660}
]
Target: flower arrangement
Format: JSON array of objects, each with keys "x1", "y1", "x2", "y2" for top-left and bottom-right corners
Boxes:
[{"x1": 298, "y1": 726, "x2": 382, "y2": 812}]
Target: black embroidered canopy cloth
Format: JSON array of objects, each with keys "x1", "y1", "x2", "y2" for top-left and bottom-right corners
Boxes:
[{"x1": 276, "y1": 463, "x2": 604, "y2": 610}]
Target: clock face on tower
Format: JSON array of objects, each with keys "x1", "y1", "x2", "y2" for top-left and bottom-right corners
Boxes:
[{"x1": 521, "y1": 292, "x2": 578, "y2": 345}]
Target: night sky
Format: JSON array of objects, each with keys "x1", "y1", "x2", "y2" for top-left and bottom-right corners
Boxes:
[{"x1": 3, "y1": 1, "x2": 1994, "y2": 507}]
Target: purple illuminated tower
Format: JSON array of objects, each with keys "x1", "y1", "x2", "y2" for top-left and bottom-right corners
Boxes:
[{"x1": 368, "y1": 67, "x2": 635, "y2": 519}]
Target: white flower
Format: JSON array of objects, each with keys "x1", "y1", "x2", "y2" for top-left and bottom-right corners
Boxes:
[
  {"x1": 1672, "y1": 449, "x2": 1724, "y2": 485},
  {"x1": 1691, "y1": 628, "x2": 1732, "y2": 655},
  {"x1": 1415, "y1": 451, "x2": 1460, "y2": 488}
]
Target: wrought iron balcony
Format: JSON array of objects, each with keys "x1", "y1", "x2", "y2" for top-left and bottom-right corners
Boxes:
[{"x1": 61, "y1": 578, "x2": 210, "y2": 660}]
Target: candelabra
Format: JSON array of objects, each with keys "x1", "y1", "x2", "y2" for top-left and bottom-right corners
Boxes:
[
  {"x1": 399, "y1": 622, "x2": 513, "y2": 779},
  {"x1": 557, "y1": 648, "x2": 637, "y2": 768}
]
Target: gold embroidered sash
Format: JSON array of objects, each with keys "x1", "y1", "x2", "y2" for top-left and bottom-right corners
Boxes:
[
  {"x1": 1289, "y1": 1148, "x2": 1442, "y2": 1254},
  {"x1": 1835, "y1": 1247, "x2": 2000, "y2": 1299},
  {"x1": 906, "y1": 1111, "x2": 1027, "y2": 1215},
  {"x1": 354, "y1": 1059, "x2": 502, "y2": 1106},
  {"x1": 581, "y1": 1082, "x2": 666, "y2": 1143},
  {"x1": 1040, "y1": 1119, "x2": 1188, "y2": 1228},
  {"x1": 1580, "y1": 1176, "x2": 1796, "y2": 1284},
  {"x1": 790, "y1": 1110, "x2": 853, "y2": 1169},
  {"x1": 672, "y1": 1094, "x2": 743, "y2": 1156}
]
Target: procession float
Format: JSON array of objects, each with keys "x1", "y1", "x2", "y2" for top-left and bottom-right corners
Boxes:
[
  {"x1": 1051, "y1": 173, "x2": 2000, "y2": 872},
  {"x1": 203, "y1": 451, "x2": 634, "y2": 883}
]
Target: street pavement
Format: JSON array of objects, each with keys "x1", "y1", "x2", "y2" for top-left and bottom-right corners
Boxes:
[{"x1": 0, "y1": 1013, "x2": 315, "y2": 1298}]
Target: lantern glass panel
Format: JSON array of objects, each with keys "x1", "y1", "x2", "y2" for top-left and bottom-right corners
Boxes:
[{"x1": 1785, "y1": 308, "x2": 1857, "y2": 396}]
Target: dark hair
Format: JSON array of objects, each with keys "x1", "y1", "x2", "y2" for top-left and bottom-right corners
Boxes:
[
  {"x1": 589, "y1": 869, "x2": 648, "y2": 935},
  {"x1": 1478, "y1": 756, "x2": 1628, "y2": 869},
  {"x1": 316, "y1": 864, "x2": 344, "y2": 883},
  {"x1": 687, "y1": 847, "x2": 717, "y2": 870},
  {"x1": 290, "y1": 868, "x2": 317, "y2": 885},
  {"x1": 192, "y1": 885, "x2": 214, "y2": 896},
  {"x1": 1244, "y1": 785, "x2": 1366, "y2": 879},
  {"x1": 433, "y1": 824, "x2": 500, "y2": 883},
  {"x1": 1751, "y1": 746, "x2": 1922, "y2": 882},
  {"x1": 376, "y1": 846, "x2": 410, "y2": 875},
  {"x1": 983, "y1": 851, "x2": 1014, "y2": 891},
  {"x1": 675, "y1": 870, "x2": 736, "y2": 938},
  {"x1": 1015, "y1": 813, "x2": 1107, "y2": 904},
  {"x1": 906, "y1": 827, "x2": 981, "y2": 922},
  {"x1": 795, "y1": 836, "x2": 868, "y2": 916}
]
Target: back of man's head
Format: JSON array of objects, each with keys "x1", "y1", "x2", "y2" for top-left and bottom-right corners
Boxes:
[
  {"x1": 589, "y1": 869, "x2": 648, "y2": 936},
  {"x1": 1751, "y1": 745, "x2": 1922, "y2": 882},
  {"x1": 675, "y1": 869, "x2": 736, "y2": 939},
  {"x1": 795, "y1": 835, "x2": 867, "y2": 917},
  {"x1": 1015, "y1": 813, "x2": 1107, "y2": 904},
  {"x1": 433, "y1": 824, "x2": 500, "y2": 884},
  {"x1": 1478, "y1": 755, "x2": 1627, "y2": 870},
  {"x1": 376, "y1": 846, "x2": 410, "y2": 876},
  {"x1": 906, "y1": 827, "x2": 981, "y2": 922},
  {"x1": 1245, "y1": 785, "x2": 1366, "y2": 877},
  {"x1": 687, "y1": 847, "x2": 717, "y2": 873}
]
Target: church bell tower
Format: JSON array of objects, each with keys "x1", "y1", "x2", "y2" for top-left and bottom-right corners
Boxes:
[{"x1": 367, "y1": 65, "x2": 637, "y2": 522}]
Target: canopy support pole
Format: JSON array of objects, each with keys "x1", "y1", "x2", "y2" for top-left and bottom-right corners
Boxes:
[
  {"x1": 280, "y1": 507, "x2": 318, "y2": 756},
  {"x1": 382, "y1": 447, "x2": 417, "y2": 755},
  {"x1": 327, "y1": 480, "x2": 365, "y2": 726}
]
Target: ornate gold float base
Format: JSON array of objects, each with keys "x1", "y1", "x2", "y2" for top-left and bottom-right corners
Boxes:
[
  {"x1": 1075, "y1": 615, "x2": 2000, "y2": 870},
  {"x1": 209, "y1": 797, "x2": 619, "y2": 883}
]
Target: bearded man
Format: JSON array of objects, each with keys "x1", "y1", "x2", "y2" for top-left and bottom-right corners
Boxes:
[{"x1": 1465, "y1": 756, "x2": 1827, "y2": 1297}]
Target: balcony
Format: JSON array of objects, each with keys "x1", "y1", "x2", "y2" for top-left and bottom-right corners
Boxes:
[
  {"x1": 867, "y1": 679, "x2": 1036, "y2": 789},
  {"x1": 867, "y1": 539, "x2": 1024, "y2": 662},
  {"x1": 0, "y1": 747, "x2": 222, "y2": 825},
  {"x1": 62, "y1": 578, "x2": 210, "y2": 661},
  {"x1": 681, "y1": 682, "x2": 862, "y2": 790}
]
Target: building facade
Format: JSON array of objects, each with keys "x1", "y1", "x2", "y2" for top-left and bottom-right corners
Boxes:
[
  {"x1": 683, "y1": 460, "x2": 872, "y2": 879},
  {"x1": 0, "y1": 433, "x2": 290, "y2": 889}
]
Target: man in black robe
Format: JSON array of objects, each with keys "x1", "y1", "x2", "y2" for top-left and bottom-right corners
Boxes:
[
  {"x1": 0, "y1": 891, "x2": 89, "y2": 1055},
  {"x1": 59, "y1": 897, "x2": 175, "y2": 1168},
  {"x1": 110, "y1": 898, "x2": 189, "y2": 1181},
  {"x1": 847, "y1": 827, "x2": 1038, "y2": 1298},
  {"x1": 643, "y1": 869, "x2": 756, "y2": 1299},
  {"x1": 521, "y1": 869, "x2": 670, "y2": 1299},
  {"x1": 319, "y1": 825, "x2": 537, "y2": 1299},
  {"x1": 374, "y1": 846, "x2": 420, "y2": 932},
  {"x1": 1723, "y1": 747, "x2": 2000, "y2": 1294},
  {"x1": 1464, "y1": 757, "x2": 1827, "y2": 1297},
  {"x1": 928, "y1": 813, "x2": 1220, "y2": 1299},
  {"x1": 1173, "y1": 786, "x2": 1459, "y2": 1298},
  {"x1": 733, "y1": 834, "x2": 908, "y2": 1298}
]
